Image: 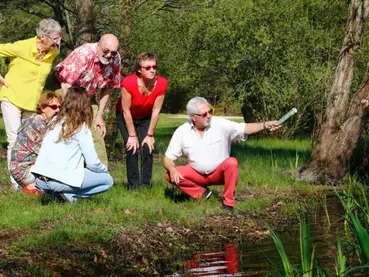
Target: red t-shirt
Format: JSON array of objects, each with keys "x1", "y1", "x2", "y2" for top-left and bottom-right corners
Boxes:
[{"x1": 116, "y1": 74, "x2": 168, "y2": 119}]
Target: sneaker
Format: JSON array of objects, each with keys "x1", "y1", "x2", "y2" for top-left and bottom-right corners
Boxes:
[
  {"x1": 58, "y1": 193, "x2": 76, "y2": 203},
  {"x1": 203, "y1": 187, "x2": 212, "y2": 200},
  {"x1": 223, "y1": 204, "x2": 234, "y2": 213}
]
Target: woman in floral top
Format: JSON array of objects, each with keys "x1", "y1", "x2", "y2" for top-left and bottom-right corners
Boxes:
[{"x1": 10, "y1": 91, "x2": 61, "y2": 196}]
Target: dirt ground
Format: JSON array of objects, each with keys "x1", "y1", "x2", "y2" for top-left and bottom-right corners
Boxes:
[{"x1": 0, "y1": 194, "x2": 300, "y2": 277}]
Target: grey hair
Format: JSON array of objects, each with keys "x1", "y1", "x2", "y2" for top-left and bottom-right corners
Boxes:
[
  {"x1": 186, "y1": 97, "x2": 209, "y2": 115},
  {"x1": 36, "y1": 18, "x2": 61, "y2": 36}
]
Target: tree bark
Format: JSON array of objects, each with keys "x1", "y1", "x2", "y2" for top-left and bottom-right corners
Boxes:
[
  {"x1": 75, "y1": 0, "x2": 95, "y2": 46},
  {"x1": 298, "y1": 0, "x2": 369, "y2": 183}
]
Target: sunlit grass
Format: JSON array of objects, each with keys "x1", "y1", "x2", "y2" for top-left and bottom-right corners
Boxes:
[{"x1": 0, "y1": 113, "x2": 326, "y2": 262}]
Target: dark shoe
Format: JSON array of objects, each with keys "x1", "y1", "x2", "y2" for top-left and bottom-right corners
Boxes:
[
  {"x1": 38, "y1": 187, "x2": 66, "y2": 205},
  {"x1": 39, "y1": 189, "x2": 53, "y2": 205},
  {"x1": 203, "y1": 187, "x2": 212, "y2": 200},
  {"x1": 223, "y1": 204, "x2": 234, "y2": 213}
]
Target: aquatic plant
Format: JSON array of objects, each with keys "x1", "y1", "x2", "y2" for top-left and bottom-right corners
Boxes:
[{"x1": 334, "y1": 231, "x2": 346, "y2": 277}]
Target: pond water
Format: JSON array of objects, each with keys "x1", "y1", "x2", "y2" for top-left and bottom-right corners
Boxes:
[{"x1": 168, "y1": 196, "x2": 344, "y2": 276}]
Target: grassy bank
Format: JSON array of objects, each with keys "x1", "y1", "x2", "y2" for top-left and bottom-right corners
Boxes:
[{"x1": 0, "y1": 114, "x2": 332, "y2": 275}]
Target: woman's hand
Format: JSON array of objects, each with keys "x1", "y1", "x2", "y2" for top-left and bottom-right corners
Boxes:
[
  {"x1": 142, "y1": 135, "x2": 155, "y2": 154},
  {"x1": 0, "y1": 74, "x2": 9, "y2": 88},
  {"x1": 126, "y1": 136, "x2": 139, "y2": 154}
]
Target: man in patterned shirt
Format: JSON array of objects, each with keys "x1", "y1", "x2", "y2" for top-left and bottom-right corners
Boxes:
[{"x1": 54, "y1": 34, "x2": 121, "y2": 166}]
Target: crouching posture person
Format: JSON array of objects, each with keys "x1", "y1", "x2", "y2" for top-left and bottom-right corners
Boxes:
[
  {"x1": 163, "y1": 97, "x2": 279, "y2": 213},
  {"x1": 10, "y1": 91, "x2": 61, "y2": 196},
  {"x1": 32, "y1": 87, "x2": 113, "y2": 203}
]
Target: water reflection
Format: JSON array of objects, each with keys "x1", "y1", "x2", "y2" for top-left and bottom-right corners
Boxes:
[
  {"x1": 179, "y1": 196, "x2": 344, "y2": 276},
  {"x1": 184, "y1": 243, "x2": 245, "y2": 276}
]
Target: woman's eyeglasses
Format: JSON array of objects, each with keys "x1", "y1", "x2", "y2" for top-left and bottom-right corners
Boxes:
[
  {"x1": 46, "y1": 104, "x2": 61, "y2": 110},
  {"x1": 45, "y1": 34, "x2": 62, "y2": 45},
  {"x1": 194, "y1": 108, "x2": 213, "y2": 118},
  {"x1": 141, "y1": 65, "x2": 158, "y2": 71}
]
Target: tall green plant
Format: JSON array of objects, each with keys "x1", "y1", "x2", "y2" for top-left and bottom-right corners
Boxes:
[
  {"x1": 300, "y1": 214, "x2": 314, "y2": 277},
  {"x1": 334, "y1": 231, "x2": 346, "y2": 277}
]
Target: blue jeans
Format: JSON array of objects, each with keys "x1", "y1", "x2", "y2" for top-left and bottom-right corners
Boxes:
[{"x1": 35, "y1": 168, "x2": 113, "y2": 202}]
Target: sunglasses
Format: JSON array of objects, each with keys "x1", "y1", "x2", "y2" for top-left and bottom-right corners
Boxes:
[
  {"x1": 194, "y1": 108, "x2": 213, "y2": 118},
  {"x1": 46, "y1": 104, "x2": 61, "y2": 110},
  {"x1": 99, "y1": 44, "x2": 118, "y2": 57},
  {"x1": 141, "y1": 65, "x2": 158, "y2": 71}
]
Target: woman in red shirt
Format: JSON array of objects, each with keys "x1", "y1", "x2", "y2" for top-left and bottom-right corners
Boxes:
[{"x1": 116, "y1": 52, "x2": 168, "y2": 189}]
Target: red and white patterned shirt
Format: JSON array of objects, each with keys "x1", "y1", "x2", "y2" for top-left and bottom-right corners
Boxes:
[{"x1": 54, "y1": 43, "x2": 121, "y2": 97}]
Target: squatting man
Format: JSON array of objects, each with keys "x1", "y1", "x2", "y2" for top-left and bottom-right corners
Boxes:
[{"x1": 163, "y1": 96, "x2": 280, "y2": 213}]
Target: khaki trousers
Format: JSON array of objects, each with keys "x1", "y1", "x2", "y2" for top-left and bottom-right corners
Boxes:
[{"x1": 91, "y1": 103, "x2": 108, "y2": 167}]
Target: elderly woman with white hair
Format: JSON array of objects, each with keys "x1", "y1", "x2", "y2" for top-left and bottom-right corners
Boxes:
[{"x1": 0, "y1": 18, "x2": 62, "y2": 190}]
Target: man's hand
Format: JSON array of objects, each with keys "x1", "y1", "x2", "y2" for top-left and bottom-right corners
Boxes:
[
  {"x1": 0, "y1": 74, "x2": 9, "y2": 88},
  {"x1": 94, "y1": 113, "x2": 106, "y2": 137},
  {"x1": 169, "y1": 168, "x2": 184, "y2": 185},
  {"x1": 126, "y1": 136, "x2": 139, "y2": 155},
  {"x1": 142, "y1": 136, "x2": 155, "y2": 154},
  {"x1": 265, "y1": 120, "x2": 281, "y2": 132}
]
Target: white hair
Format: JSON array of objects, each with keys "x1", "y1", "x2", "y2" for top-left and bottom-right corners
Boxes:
[
  {"x1": 36, "y1": 18, "x2": 61, "y2": 36},
  {"x1": 186, "y1": 97, "x2": 209, "y2": 115}
]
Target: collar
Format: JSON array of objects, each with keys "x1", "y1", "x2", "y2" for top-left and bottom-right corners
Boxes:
[
  {"x1": 31, "y1": 36, "x2": 58, "y2": 59},
  {"x1": 93, "y1": 43, "x2": 100, "y2": 63},
  {"x1": 31, "y1": 36, "x2": 39, "y2": 55}
]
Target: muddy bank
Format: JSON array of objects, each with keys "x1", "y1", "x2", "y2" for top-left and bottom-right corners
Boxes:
[{"x1": 0, "y1": 202, "x2": 298, "y2": 276}]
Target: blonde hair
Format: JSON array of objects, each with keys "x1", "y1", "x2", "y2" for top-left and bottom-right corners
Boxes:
[{"x1": 36, "y1": 91, "x2": 62, "y2": 114}]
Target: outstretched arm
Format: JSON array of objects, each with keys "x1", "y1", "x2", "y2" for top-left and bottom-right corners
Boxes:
[
  {"x1": 141, "y1": 95, "x2": 165, "y2": 153},
  {"x1": 94, "y1": 87, "x2": 110, "y2": 137},
  {"x1": 121, "y1": 87, "x2": 139, "y2": 154},
  {"x1": 244, "y1": 120, "x2": 280, "y2": 135}
]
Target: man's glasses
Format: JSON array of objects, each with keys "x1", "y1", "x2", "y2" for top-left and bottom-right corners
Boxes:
[
  {"x1": 45, "y1": 34, "x2": 62, "y2": 45},
  {"x1": 194, "y1": 108, "x2": 213, "y2": 118},
  {"x1": 46, "y1": 104, "x2": 61, "y2": 110},
  {"x1": 99, "y1": 44, "x2": 118, "y2": 57},
  {"x1": 141, "y1": 65, "x2": 158, "y2": 71}
]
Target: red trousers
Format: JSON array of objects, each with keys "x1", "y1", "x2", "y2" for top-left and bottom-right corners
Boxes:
[{"x1": 165, "y1": 157, "x2": 238, "y2": 206}]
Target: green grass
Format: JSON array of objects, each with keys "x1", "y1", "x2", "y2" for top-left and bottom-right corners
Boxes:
[{"x1": 0, "y1": 113, "x2": 328, "y2": 265}]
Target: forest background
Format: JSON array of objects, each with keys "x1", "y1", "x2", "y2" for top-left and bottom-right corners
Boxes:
[{"x1": 1, "y1": 0, "x2": 366, "y2": 140}]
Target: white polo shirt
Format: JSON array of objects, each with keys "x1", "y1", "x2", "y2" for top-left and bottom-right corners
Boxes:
[{"x1": 165, "y1": 117, "x2": 247, "y2": 174}]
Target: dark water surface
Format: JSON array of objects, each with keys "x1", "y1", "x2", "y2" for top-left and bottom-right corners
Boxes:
[{"x1": 167, "y1": 196, "x2": 344, "y2": 276}]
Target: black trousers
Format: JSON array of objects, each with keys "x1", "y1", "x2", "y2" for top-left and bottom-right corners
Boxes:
[{"x1": 116, "y1": 113, "x2": 153, "y2": 189}]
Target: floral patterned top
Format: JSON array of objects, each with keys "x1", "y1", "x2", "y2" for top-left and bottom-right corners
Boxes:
[
  {"x1": 54, "y1": 42, "x2": 121, "y2": 97},
  {"x1": 10, "y1": 115, "x2": 46, "y2": 185}
]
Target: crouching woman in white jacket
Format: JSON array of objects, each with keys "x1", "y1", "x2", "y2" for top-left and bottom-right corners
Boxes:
[{"x1": 32, "y1": 87, "x2": 113, "y2": 203}]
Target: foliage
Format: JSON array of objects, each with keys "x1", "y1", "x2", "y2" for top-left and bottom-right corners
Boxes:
[
  {"x1": 130, "y1": 0, "x2": 354, "y2": 137},
  {"x1": 267, "y1": 184, "x2": 369, "y2": 276},
  {"x1": 1, "y1": 0, "x2": 368, "y2": 137}
]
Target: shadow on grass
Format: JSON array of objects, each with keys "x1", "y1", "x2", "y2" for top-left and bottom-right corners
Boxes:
[{"x1": 164, "y1": 187, "x2": 191, "y2": 203}]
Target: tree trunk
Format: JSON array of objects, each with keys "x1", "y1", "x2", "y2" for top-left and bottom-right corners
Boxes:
[
  {"x1": 298, "y1": 0, "x2": 369, "y2": 183},
  {"x1": 75, "y1": 0, "x2": 95, "y2": 46},
  {"x1": 105, "y1": 0, "x2": 136, "y2": 161}
]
